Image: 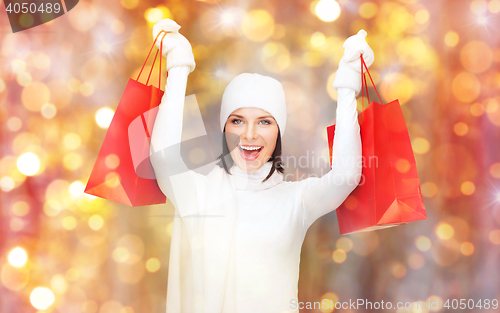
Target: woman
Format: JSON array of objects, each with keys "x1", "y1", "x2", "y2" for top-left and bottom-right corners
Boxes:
[{"x1": 150, "y1": 19, "x2": 374, "y2": 313}]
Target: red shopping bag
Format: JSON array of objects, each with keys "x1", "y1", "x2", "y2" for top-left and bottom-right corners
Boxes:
[
  {"x1": 84, "y1": 31, "x2": 170, "y2": 206},
  {"x1": 327, "y1": 56, "x2": 427, "y2": 234}
]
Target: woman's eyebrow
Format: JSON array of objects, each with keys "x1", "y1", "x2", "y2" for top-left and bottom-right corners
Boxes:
[{"x1": 229, "y1": 114, "x2": 274, "y2": 119}]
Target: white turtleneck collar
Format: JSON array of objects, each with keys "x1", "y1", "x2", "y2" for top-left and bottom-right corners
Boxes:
[{"x1": 228, "y1": 161, "x2": 284, "y2": 191}]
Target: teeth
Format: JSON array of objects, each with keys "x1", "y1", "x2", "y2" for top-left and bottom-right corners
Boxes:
[{"x1": 241, "y1": 145, "x2": 261, "y2": 151}]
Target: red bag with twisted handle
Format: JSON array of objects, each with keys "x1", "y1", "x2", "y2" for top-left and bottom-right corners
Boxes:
[
  {"x1": 84, "y1": 31, "x2": 170, "y2": 206},
  {"x1": 327, "y1": 56, "x2": 427, "y2": 234}
]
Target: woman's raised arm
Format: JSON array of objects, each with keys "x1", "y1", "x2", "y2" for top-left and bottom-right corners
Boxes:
[
  {"x1": 149, "y1": 19, "x2": 207, "y2": 217},
  {"x1": 299, "y1": 30, "x2": 374, "y2": 230},
  {"x1": 299, "y1": 87, "x2": 362, "y2": 230}
]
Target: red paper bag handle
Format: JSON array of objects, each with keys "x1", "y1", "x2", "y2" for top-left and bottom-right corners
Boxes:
[
  {"x1": 136, "y1": 31, "x2": 170, "y2": 140},
  {"x1": 360, "y1": 54, "x2": 383, "y2": 109},
  {"x1": 137, "y1": 30, "x2": 170, "y2": 88}
]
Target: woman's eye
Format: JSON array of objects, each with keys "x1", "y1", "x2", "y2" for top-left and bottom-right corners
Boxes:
[{"x1": 231, "y1": 119, "x2": 270, "y2": 125}]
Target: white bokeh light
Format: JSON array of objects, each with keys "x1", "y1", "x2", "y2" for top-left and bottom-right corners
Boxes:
[
  {"x1": 477, "y1": 15, "x2": 488, "y2": 25},
  {"x1": 0, "y1": 176, "x2": 15, "y2": 192},
  {"x1": 95, "y1": 107, "x2": 115, "y2": 128},
  {"x1": 41, "y1": 103, "x2": 57, "y2": 119},
  {"x1": 30, "y1": 287, "x2": 55, "y2": 310},
  {"x1": 315, "y1": 0, "x2": 341, "y2": 22},
  {"x1": 69, "y1": 181, "x2": 85, "y2": 197},
  {"x1": 17, "y1": 152, "x2": 41, "y2": 176},
  {"x1": 8, "y1": 247, "x2": 28, "y2": 267},
  {"x1": 221, "y1": 11, "x2": 236, "y2": 25}
]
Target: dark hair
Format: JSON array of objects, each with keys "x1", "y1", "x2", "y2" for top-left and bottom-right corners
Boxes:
[{"x1": 216, "y1": 126, "x2": 284, "y2": 182}]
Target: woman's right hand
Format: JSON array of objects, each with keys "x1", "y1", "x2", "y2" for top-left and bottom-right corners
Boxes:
[{"x1": 152, "y1": 19, "x2": 196, "y2": 73}]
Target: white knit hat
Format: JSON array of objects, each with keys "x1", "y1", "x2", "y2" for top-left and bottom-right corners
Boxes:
[{"x1": 220, "y1": 73, "x2": 287, "y2": 137}]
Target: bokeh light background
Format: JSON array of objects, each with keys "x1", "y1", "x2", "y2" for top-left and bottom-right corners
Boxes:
[{"x1": 2, "y1": 0, "x2": 500, "y2": 312}]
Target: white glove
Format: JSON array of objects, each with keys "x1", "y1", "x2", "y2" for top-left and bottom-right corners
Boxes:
[
  {"x1": 332, "y1": 29, "x2": 374, "y2": 94},
  {"x1": 152, "y1": 19, "x2": 196, "y2": 73}
]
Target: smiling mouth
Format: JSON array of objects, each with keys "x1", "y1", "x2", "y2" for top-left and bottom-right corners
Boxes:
[{"x1": 238, "y1": 145, "x2": 263, "y2": 161}]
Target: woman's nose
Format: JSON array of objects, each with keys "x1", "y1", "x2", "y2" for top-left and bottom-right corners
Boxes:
[{"x1": 243, "y1": 124, "x2": 258, "y2": 140}]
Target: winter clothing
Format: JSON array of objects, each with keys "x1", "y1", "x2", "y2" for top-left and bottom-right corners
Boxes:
[
  {"x1": 152, "y1": 19, "x2": 196, "y2": 73},
  {"x1": 332, "y1": 29, "x2": 375, "y2": 94},
  {"x1": 149, "y1": 20, "x2": 367, "y2": 313},
  {"x1": 220, "y1": 73, "x2": 287, "y2": 137}
]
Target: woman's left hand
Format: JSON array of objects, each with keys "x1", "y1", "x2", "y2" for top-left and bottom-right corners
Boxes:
[
  {"x1": 338, "y1": 30, "x2": 374, "y2": 72},
  {"x1": 332, "y1": 29, "x2": 375, "y2": 93}
]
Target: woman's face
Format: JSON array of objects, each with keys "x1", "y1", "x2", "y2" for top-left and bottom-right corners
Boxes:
[{"x1": 224, "y1": 107, "x2": 279, "y2": 173}]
